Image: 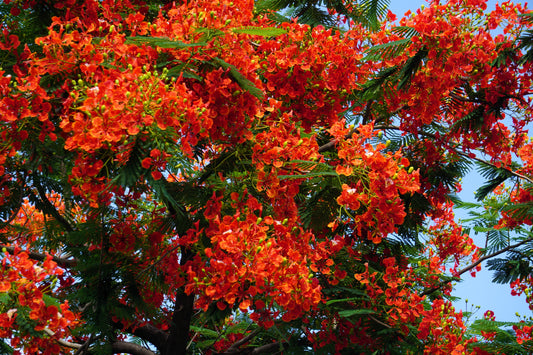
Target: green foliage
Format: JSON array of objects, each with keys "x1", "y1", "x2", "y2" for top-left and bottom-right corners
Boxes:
[
  {"x1": 354, "y1": 0, "x2": 390, "y2": 31},
  {"x1": 255, "y1": 0, "x2": 389, "y2": 29},
  {"x1": 487, "y1": 252, "x2": 533, "y2": 284},
  {"x1": 364, "y1": 38, "x2": 413, "y2": 61},
  {"x1": 125, "y1": 36, "x2": 207, "y2": 48},
  {"x1": 397, "y1": 47, "x2": 428, "y2": 90},
  {"x1": 232, "y1": 26, "x2": 288, "y2": 36},
  {"x1": 517, "y1": 13, "x2": 533, "y2": 65},
  {"x1": 475, "y1": 161, "x2": 517, "y2": 201},
  {"x1": 468, "y1": 318, "x2": 533, "y2": 354},
  {"x1": 211, "y1": 57, "x2": 264, "y2": 99},
  {"x1": 0, "y1": 340, "x2": 14, "y2": 355}
]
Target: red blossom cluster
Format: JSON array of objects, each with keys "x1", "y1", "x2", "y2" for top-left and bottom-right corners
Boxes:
[
  {"x1": 0, "y1": 248, "x2": 78, "y2": 354},
  {"x1": 0, "y1": 0, "x2": 533, "y2": 352}
]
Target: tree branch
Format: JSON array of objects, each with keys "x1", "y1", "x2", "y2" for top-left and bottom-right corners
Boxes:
[
  {"x1": 224, "y1": 328, "x2": 261, "y2": 353},
  {"x1": 43, "y1": 327, "x2": 81, "y2": 349},
  {"x1": 73, "y1": 334, "x2": 93, "y2": 355},
  {"x1": 113, "y1": 321, "x2": 168, "y2": 353},
  {"x1": 251, "y1": 342, "x2": 288, "y2": 354},
  {"x1": 33, "y1": 175, "x2": 75, "y2": 232},
  {"x1": 420, "y1": 236, "x2": 533, "y2": 297},
  {"x1": 217, "y1": 341, "x2": 288, "y2": 355},
  {"x1": 162, "y1": 248, "x2": 195, "y2": 355},
  {"x1": 375, "y1": 124, "x2": 533, "y2": 184},
  {"x1": 111, "y1": 341, "x2": 156, "y2": 355},
  {"x1": 0, "y1": 245, "x2": 77, "y2": 268},
  {"x1": 455, "y1": 150, "x2": 533, "y2": 184}
]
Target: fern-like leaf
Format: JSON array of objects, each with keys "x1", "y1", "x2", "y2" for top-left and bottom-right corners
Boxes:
[
  {"x1": 475, "y1": 161, "x2": 516, "y2": 201},
  {"x1": 125, "y1": 36, "x2": 206, "y2": 48},
  {"x1": 397, "y1": 47, "x2": 428, "y2": 90},
  {"x1": 231, "y1": 26, "x2": 287, "y2": 36},
  {"x1": 356, "y1": 0, "x2": 391, "y2": 31},
  {"x1": 364, "y1": 38, "x2": 412, "y2": 61},
  {"x1": 211, "y1": 57, "x2": 264, "y2": 99}
]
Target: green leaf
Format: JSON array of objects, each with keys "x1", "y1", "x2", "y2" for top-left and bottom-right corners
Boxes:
[
  {"x1": 338, "y1": 309, "x2": 376, "y2": 318},
  {"x1": 125, "y1": 36, "x2": 206, "y2": 49},
  {"x1": 166, "y1": 62, "x2": 203, "y2": 81},
  {"x1": 278, "y1": 171, "x2": 339, "y2": 180},
  {"x1": 42, "y1": 294, "x2": 61, "y2": 308},
  {"x1": 231, "y1": 26, "x2": 287, "y2": 37},
  {"x1": 0, "y1": 339, "x2": 14, "y2": 354},
  {"x1": 195, "y1": 27, "x2": 225, "y2": 42},
  {"x1": 326, "y1": 294, "x2": 369, "y2": 305},
  {"x1": 190, "y1": 325, "x2": 220, "y2": 338},
  {"x1": 474, "y1": 161, "x2": 516, "y2": 201},
  {"x1": 397, "y1": 47, "x2": 428, "y2": 90},
  {"x1": 0, "y1": 292, "x2": 10, "y2": 304},
  {"x1": 364, "y1": 38, "x2": 412, "y2": 61},
  {"x1": 195, "y1": 339, "x2": 217, "y2": 348},
  {"x1": 356, "y1": 0, "x2": 391, "y2": 31},
  {"x1": 211, "y1": 57, "x2": 264, "y2": 99}
]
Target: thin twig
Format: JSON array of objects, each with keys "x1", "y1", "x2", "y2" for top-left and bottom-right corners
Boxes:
[
  {"x1": 420, "y1": 236, "x2": 533, "y2": 297},
  {"x1": 0, "y1": 245, "x2": 77, "y2": 268},
  {"x1": 455, "y1": 150, "x2": 533, "y2": 184},
  {"x1": 375, "y1": 124, "x2": 533, "y2": 184},
  {"x1": 369, "y1": 315, "x2": 392, "y2": 329}
]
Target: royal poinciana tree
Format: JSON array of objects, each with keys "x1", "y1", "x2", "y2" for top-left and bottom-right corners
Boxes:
[{"x1": 1, "y1": 0, "x2": 533, "y2": 353}]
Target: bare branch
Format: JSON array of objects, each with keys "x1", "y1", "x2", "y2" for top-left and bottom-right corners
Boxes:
[
  {"x1": 111, "y1": 341, "x2": 156, "y2": 355},
  {"x1": 225, "y1": 328, "x2": 261, "y2": 352},
  {"x1": 43, "y1": 328, "x2": 82, "y2": 349},
  {"x1": 0, "y1": 245, "x2": 77, "y2": 268},
  {"x1": 217, "y1": 341, "x2": 288, "y2": 355},
  {"x1": 455, "y1": 150, "x2": 533, "y2": 184},
  {"x1": 375, "y1": 124, "x2": 533, "y2": 184},
  {"x1": 113, "y1": 321, "x2": 168, "y2": 352},
  {"x1": 369, "y1": 315, "x2": 392, "y2": 329},
  {"x1": 73, "y1": 334, "x2": 93, "y2": 355},
  {"x1": 420, "y1": 236, "x2": 533, "y2": 297},
  {"x1": 251, "y1": 342, "x2": 288, "y2": 354}
]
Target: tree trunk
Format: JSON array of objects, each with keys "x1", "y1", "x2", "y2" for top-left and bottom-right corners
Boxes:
[
  {"x1": 162, "y1": 248, "x2": 195, "y2": 355},
  {"x1": 161, "y1": 289, "x2": 195, "y2": 355}
]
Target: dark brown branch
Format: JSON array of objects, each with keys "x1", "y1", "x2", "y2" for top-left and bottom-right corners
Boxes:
[
  {"x1": 420, "y1": 236, "x2": 533, "y2": 297},
  {"x1": 361, "y1": 100, "x2": 374, "y2": 125},
  {"x1": 251, "y1": 342, "x2": 288, "y2": 354},
  {"x1": 113, "y1": 321, "x2": 168, "y2": 353},
  {"x1": 111, "y1": 341, "x2": 156, "y2": 355},
  {"x1": 130, "y1": 324, "x2": 168, "y2": 352},
  {"x1": 224, "y1": 328, "x2": 261, "y2": 353},
  {"x1": 33, "y1": 176, "x2": 75, "y2": 232},
  {"x1": 162, "y1": 248, "x2": 195, "y2": 355},
  {"x1": 455, "y1": 150, "x2": 533, "y2": 184},
  {"x1": 0, "y1": 245, "x2": 77, "y2": 268},
  {"x1": 218, "y1": 341, "x2": 288, "y2": 355},
  {"x1": 73, "y1": 334, "x2": 93, "y2": 355}
]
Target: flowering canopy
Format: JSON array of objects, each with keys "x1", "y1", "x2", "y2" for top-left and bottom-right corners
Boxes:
[{"x1": 1, "y1": 0, "x2": 533, "y2": 353}]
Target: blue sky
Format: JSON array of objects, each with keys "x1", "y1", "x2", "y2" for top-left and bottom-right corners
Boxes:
[{"x1": 386, "y1": 0, "x2": 531, "y2": 321}]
